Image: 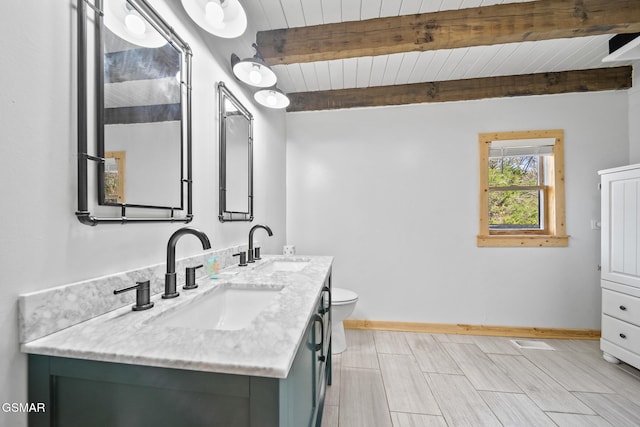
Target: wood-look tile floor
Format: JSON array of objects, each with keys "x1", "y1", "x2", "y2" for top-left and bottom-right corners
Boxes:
[{"x1": 321, "y1": 330, "x2": 640, "y2": 427}]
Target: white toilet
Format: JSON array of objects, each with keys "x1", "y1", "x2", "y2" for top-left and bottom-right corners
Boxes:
[{"x1": 331, "y1": 287, "x2": 359, "y2": 354}]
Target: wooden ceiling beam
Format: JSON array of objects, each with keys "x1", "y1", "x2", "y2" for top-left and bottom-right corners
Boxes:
[
  {"x1": 257, "y1": 0, "x2": 640, "y2": 65},
  {"x1": 285, "y1": 66, "x2": 632, "y2": 112}
]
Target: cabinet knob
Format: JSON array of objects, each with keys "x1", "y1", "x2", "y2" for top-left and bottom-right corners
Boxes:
[
  {"x1": 619, "y1": 305, "x2": 627, "y2": 311},
  {"x1": 620, "y1": 333, "x2": 627, "y2": 339}
]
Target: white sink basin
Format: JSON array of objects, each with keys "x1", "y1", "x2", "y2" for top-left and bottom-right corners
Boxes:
[
  {"x1": 256, "y1": 258, "x2": 311, "y2": 273},
  {"x1": 151, "y1": 285, "x2": 283, "y2": 331}
]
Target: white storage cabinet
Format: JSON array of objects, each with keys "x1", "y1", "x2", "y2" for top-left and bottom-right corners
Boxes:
[{"x1": 600, "y1": 164, "x2": 640, "y2": 368}]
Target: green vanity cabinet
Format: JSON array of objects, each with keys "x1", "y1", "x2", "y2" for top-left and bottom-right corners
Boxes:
[
  {"x1": 315, "y1": 272, "x2": 333, "y2": 419},
  {"x1": 28, "y1": 304, "x2": 332, "y2": 427},
  {"x1": 278, "y1": 269, "x2": 332, "y2": 427}
]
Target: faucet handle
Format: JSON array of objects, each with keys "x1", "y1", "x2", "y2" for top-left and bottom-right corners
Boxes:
[
  {"x1": 114, "y1": 280, "x2": 154, "y2": 311},
  {"x1": 254, "y1": 247, "x2": 262, "y2": 260},
  {"x1": 183, "y1": 264, "x2": 203, "y2": 290},
  {"x1": 233, "y1": 251, "x2": 247, "y2": 267}
]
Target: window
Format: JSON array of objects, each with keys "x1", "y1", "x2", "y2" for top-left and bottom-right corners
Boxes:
[
  {"x1": 478, "y1": 130, "x2": 568, "y2": 247},
  {"x1": 104, "y1": 151, "x2": 126, "y2": 204}
]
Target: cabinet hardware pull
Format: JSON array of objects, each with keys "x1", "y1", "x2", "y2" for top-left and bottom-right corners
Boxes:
[
  {"x1": 318, "y1": 286, "x2": 331, "y2": 315},
  {"x1": 619, "y1": 305, "x2": 627, "y2": 311},
  {"x1": 313, "y1": 314, "x2": 324, "y2": 352},
  {"x1": 620, "y1": 333, "x2": 627, "y2": 339}
]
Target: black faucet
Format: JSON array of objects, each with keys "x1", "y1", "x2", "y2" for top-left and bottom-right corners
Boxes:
[
  {"x1": 163, "y1": 227, "x2": 211, "y2": 299},
  {"x1": 248, "y1": 224, "x2": 273, "y2": 263}
]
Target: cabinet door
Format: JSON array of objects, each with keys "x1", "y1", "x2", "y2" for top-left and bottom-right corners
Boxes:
[
  {"x1": 602, "y1": 168, "x2": 640, "y2": 288},
  {"x1": 283, "y1": 320, "x2": 315, "y2": 427}
]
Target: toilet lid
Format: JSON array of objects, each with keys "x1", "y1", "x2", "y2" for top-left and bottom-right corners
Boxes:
[{"x1": 332, "y1": 287, "x2": 358, "y2": 304}]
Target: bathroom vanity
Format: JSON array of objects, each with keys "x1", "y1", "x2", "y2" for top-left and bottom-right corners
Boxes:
[{"x1": 21, "y1": 256, "x2": 332, "y2": 427}]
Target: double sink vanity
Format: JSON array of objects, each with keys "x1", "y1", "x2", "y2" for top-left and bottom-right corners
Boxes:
[
  {"x1": 29, "y1": 1, "x2": 336, "y2": 424},
  {"x1": 21, "y1": 252, "x2": 333, "y2": 427}
]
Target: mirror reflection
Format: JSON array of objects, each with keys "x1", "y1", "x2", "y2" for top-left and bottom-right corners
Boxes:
[
  {"x1": 102, "y1": 12, "x2": 182, "y2": 208},
  {"x1": 76, "y1": 0, "x2": 193, "y2": 225},
  {"x1": 224, "y1": 109, "x2": 250, "y2": 212},
  {"x1": 218, "y1": 82, "x2": 253, "y2": 222}
]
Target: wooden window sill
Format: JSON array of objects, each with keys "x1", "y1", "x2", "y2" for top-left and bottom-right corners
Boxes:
[{"x1": 477, "y1": 235, "x2": 569, "y2": 247}]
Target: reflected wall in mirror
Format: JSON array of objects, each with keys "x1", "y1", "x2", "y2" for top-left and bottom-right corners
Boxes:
[
  {"x1": 218, "y1": 82, "x2": 253, "y2": 222},
  {"x1": 76, "y1": 0, "x2": 193, "y2": 225}
]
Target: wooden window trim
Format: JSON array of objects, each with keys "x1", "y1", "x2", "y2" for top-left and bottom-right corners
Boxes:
[{"x1": 478, "y1": 129, "x2": 568, "y2": 247}]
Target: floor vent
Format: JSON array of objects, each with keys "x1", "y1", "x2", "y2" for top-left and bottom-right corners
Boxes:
[{"x1": 510, "y1": 340, "x2": 555, "y2": 350}]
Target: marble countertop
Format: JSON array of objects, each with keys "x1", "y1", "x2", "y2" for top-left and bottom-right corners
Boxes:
[{"x1": 21, "y1": 255, "x2": 333, "y2": 379}]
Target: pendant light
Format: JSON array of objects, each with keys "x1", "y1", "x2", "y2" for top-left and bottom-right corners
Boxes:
[
  {"x1": 181, "y1": 0, "x2": 247, "y2": 39},
  {"x1": 103, "y1": 0, "x2": 167, "y2": 48},
  {"x1": 231, "y1": 45, "x2": 277, "y2": 88},
  {"x1": 254, "y1": 87, "x2": 290, "y2": 109}
]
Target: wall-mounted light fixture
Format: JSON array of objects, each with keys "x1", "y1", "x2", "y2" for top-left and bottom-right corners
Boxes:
[
  {"x1": 254, "y1": 87, "x2": 290, "y2": 109},
  {"x1": 231, "y1": 44, "x2": 290, "y2": 109},
  {"x1": 104, "y1": 0, "x2": 167, "y2": 47},
  {"x1": 231, "y1": 45, "x2": 277, "y2": 88},
  {"x1": 180, "y1": 0, "x2": 247, "y2": 39},
  {"x1": 602, "y1": 33, "x2": 640, "y2": 63}
]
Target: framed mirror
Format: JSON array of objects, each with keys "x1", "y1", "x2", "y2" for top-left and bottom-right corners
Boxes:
[
  {"x1": 76, "y1": 0, "x2": 193, "y2": 225},
  {"x1": 218, "y1": 82, "x2": 253, "y2": 222}
]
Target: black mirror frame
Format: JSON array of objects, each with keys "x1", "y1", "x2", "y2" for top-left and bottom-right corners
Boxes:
[
  {"x1": 217, "y1": 82, "x2": 253, "y2": 223},
  {"x1": 75, "y1": 0, "x2": 194, "y2": 225}
]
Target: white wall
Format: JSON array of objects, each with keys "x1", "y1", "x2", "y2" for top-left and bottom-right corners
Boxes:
[
  {"x1": 629, "y1": 64, "x2": 640, "y2": 163},
  {"x1": 287, "y1": 92, "x2": 629, "y2": 330},
  {"x1": 105, "y1": 121, "x2": 182, "y2": 206},
  {"x1": 0, "y1": 1, "x2": 286, "y2": 425}
]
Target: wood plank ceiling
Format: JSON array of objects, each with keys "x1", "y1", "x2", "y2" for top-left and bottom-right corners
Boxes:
[{"x1": 241, "y1": 0, "x2": 639, "y2": 111}]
